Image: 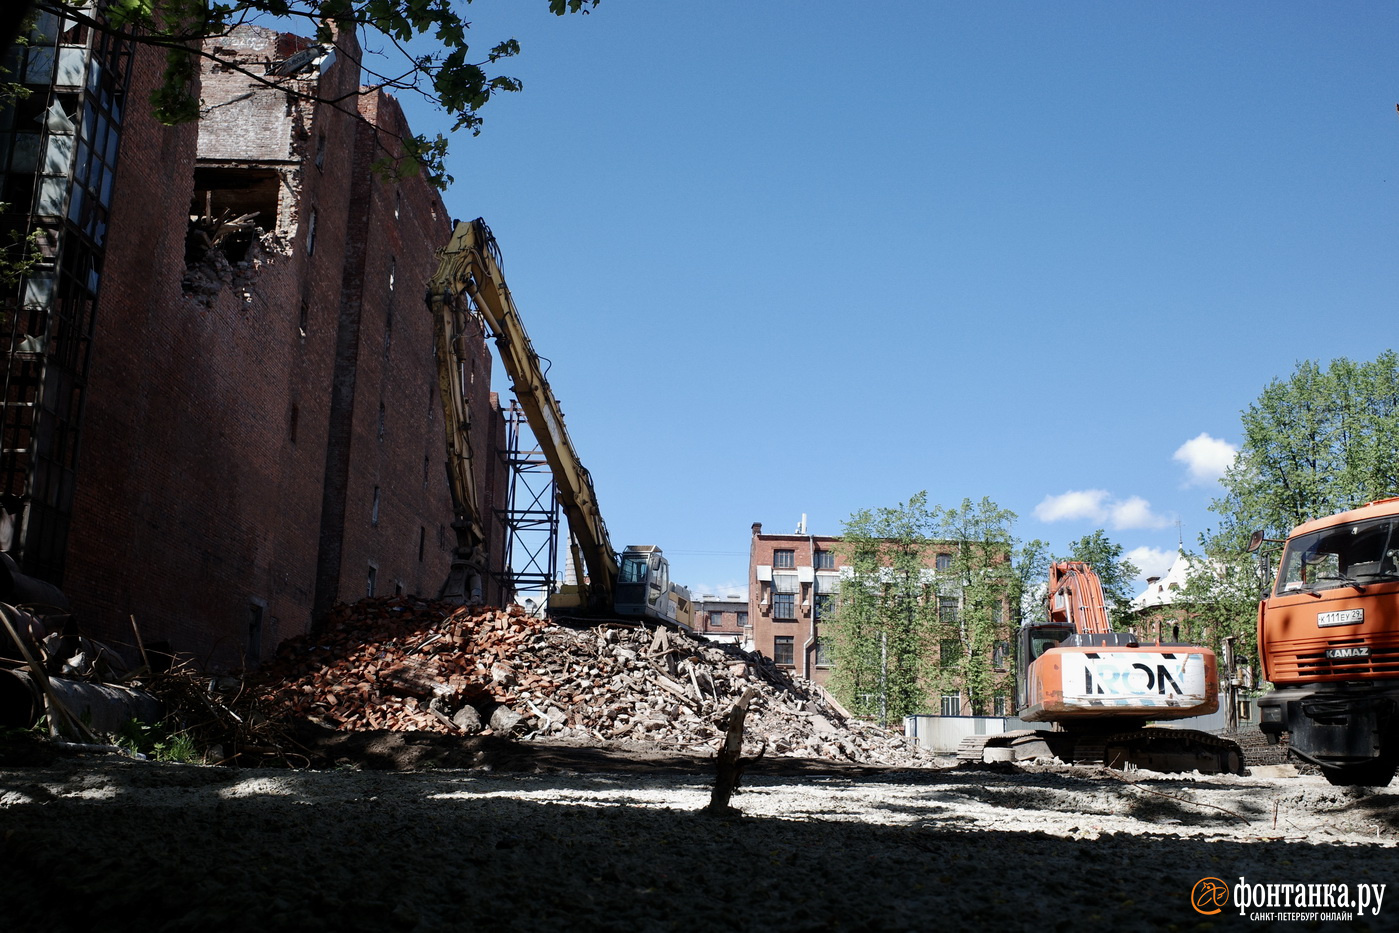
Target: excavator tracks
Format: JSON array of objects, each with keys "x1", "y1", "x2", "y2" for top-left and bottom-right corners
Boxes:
[
  {"x1": 1100, "y1": 728, "x2": 1245, "y2": 775},
  {"x1": 959, "y1": 727, "x2": 1246, "y2": 776}
]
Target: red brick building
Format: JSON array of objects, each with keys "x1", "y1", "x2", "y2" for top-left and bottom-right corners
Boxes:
[
  {"x1": 748, "y1": 522, "x2": 846, "y2": 685},
  {"x1": 690, "y1": 593, "x2": 749, "y2": 647},
  {"x1": 1, "y1": 20, "x2": 508, "y2": 669},
  {"x1": 748, "y1": 520, "x2": 1016, "y2": 713}
]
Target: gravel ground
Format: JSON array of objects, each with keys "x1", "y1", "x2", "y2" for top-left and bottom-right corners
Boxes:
[{"x1": 3, "y1": 747, "x2": 1399, "y2": 933}]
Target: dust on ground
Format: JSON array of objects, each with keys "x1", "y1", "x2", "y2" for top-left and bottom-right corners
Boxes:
[{"x1": 2, "y1": 739, "x2": 1397, "y2": 932}]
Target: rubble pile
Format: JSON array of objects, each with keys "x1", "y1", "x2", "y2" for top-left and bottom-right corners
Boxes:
[{"x1": 256, "y1": 596, "x2": 933, "y2": 768}]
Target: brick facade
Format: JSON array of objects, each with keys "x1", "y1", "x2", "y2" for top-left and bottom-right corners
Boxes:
[
  {"x1": 748, "y1": 523, "x2": 845, "y2": 685},
  {"x1": 690, "y1": 594, "x2": 749, "y2": 646},
  {"x1": 46, "y1": 26, "x2": 508, "y2": 669},
  {"x1": 748, "y1": 521, "x2": 1016, "y2": 713}
]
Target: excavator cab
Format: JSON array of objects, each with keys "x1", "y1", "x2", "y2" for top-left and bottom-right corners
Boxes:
[{"x1": 614, "y1": 546, "x2": 674, "y2": 623}]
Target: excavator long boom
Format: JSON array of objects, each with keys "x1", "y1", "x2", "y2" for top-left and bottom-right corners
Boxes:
[
  {"x1": 1046, "y1": 560, "x2": 1113, "y2": 636},
  {"x1": 426, "y1": 218, "x2": 619, "y2": 610}
]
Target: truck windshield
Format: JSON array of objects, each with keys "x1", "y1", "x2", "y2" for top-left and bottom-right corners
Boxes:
[{"x1": 1277, "y1": 517, "x2": 1399, "y2": 595}]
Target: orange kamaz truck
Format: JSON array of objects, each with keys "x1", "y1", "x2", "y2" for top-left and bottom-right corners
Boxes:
[{"x1": 1255, "y1": 497, "x2": 1399, "y2": 786}]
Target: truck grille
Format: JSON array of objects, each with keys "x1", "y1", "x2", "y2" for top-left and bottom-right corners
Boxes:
[{"x1": 1269, "y1": 634, "x2": 1399, "y2": 681}]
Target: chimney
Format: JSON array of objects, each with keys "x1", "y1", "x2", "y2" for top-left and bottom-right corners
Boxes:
[{"x1": 751, "y1": 522, "x2": 762, "y2": 536}]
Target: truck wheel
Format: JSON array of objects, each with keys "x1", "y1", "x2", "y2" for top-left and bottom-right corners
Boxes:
[{"x1": 1319, "y1": 757, "x2": 1398, "y2": 787}]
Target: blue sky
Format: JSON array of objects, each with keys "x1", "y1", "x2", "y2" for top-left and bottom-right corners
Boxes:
[{"x1": 395, "y1": 2, "x2": 1398, "y2": 599}]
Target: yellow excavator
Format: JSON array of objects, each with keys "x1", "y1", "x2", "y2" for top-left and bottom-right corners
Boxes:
[{"x1": 425, "y1": 218, "x2": 683, "y2": 625}]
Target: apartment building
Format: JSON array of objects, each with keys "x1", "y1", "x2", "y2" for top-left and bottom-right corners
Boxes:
[
  {"x1": 748, "y1": 520, "x2": 1016, "y2": 714},
  {"x1": 748, "y1": 522, "x2": 845, "y2": 685}
]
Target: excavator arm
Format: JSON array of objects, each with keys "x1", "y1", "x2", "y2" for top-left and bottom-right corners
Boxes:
[
  {"x1": 1046, "y1": 560, "x2": 1113, "y2": 636},
  {"x1": 425, "y1": 218, "x2": 619, "y2": 611}
]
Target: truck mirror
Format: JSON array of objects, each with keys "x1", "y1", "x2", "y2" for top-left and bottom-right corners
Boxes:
[{"x1": 1246, "y1": 530, "x2": 1265, "y2": 553}]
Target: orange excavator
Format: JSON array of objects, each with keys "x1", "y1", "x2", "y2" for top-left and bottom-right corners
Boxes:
[{"x1": 962, "y1": 561, "x2": 1244, "y2": 773}]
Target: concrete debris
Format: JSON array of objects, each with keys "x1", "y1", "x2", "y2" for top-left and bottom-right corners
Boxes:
[{"x1": 256, "y1": 596, "x2": 935, "y2": 768}]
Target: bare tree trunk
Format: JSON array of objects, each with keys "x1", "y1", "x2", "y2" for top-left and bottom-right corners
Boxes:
[{"x1": 705, "y1": 687, "x2": 757, "y2": 816}]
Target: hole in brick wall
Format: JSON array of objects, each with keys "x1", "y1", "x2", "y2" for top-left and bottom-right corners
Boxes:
[{"x1": 187, "y1": 166, "x2": 282, "y2": 263}]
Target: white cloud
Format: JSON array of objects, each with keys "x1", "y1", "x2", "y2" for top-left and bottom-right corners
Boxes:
[
  {"x1": 1174, "y1": 433, "x2": 1238, "y2": 486},
  {"x1": 1126, "y1": 546, "x2": 1176, "y2": 581},
  {"x1": 1110, "y1": 496, "x2": 1174, "y2": 530},
  {"x1": 1035, "y1": 490, "x2": 1172, "y2": 530},
  {"x1": 1034, "y1": 489, "x2": 1111, "y2": 523}
]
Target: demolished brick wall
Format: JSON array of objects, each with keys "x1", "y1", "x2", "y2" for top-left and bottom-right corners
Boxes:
[{"x1": 61, "y1": 26, "x2": 507, "y2": 670}]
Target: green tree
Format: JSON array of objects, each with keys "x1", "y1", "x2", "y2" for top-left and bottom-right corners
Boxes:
[
  {"x1": 826, "y1": 493, "x2": 1046, "y2": 721},
  {"x1": 827, "y1": 492, "x2": 940, "y2": 723},
  {"x1": 1174, "y1": 547, "x2": 1263, "y2": 671},
  {"x1": 1190, "y1": 352, "x2": 1399, "y2": 673},
  {"x1": 1060, "y1": 528, "x2": 1140, "y2": 621},
  {"x1": 10, "y1": 0, "x2": 600, "y2": 187},
  {"x1": 1210, "y1": 352, "x2": 1399, "y2": 550},
  {"x1": 933, "y1": 497, "x2": 1047, "y2": 716}
]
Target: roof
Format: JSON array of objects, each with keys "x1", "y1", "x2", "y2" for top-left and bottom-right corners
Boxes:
[{"x1": 1130, "y1": 551, "x2": 1194, "y2": 611}]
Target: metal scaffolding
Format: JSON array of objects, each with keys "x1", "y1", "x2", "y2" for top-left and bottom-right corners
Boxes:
[{"x1": 495, "y1": 400, "x2": 559, "y2": 609}]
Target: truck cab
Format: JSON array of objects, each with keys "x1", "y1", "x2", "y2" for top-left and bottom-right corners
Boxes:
[{"x1": 1256, "y1": 497, "x2": 1399, "y2": 785}]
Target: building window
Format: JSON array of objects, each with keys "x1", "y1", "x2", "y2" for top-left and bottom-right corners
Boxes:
[
  {"x1": 418, "y1": 526, "x2": 425, "y2": 562},
  {"x1": 773, "y1": 636, "x2": 794, "y2": 666},
  {"x1": 993, "y1": 695, "x2": 1008, "y2": 718},
  {"x1": 814, "y1": 593, "x2": 835, "y2": 620},
  {"x1": 940, "y1": 694, "x2": 960, "y2": 717},
  {"x1": 306, "y1": 207, "x2": 317, "y2": 255},
  {"x1": 298, "y1": 300, "x2": 309, "y2": 338},
  {"x1": 314, "y1": 131, "x2": 326, "y2": 169},
  {"x1": 737, "y1": 611, "x2": 748, "y2": 628},
  {"x1": 772, "y1": 593, "x2": 796, "y2": 620},
  {"x1": 288, "y1": 403, "x2": 298, "y2": 443},
  {"x1": 814, "y1": 638, "x2": 830, "y2": 668},
  {"x1": 814, "y1": 549, "x2": 834, "y2": 570},
  {"x1": 774, "y1": 549, "x2": 795, "y2": 569},
  {"x1": 940, "y1": 638, "x2": 960, "y2": 665},
  {"x1": 378, "y1": 402, "x2": 386, "y2": 442},
  {"x1": 935, "y1": 553, "x2": 952, "y2": 571},
  {"x1": 939, "y1": 596, "x2": 959, "y2": 623},
  {"x1": 371, "y1": 486, "x2": 380, "y2": 525},
  {"x1": 992, "y1": 640, "x2": 1010, "y2": 671},
  {"x1": 367, "y1": 565, "x2": 378, "y2": 597}
]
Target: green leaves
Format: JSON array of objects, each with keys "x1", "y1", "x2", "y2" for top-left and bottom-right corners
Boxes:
[
  {"x1": 1061, "y1": 529, "x2": 1140, "y2": 621},
  {"x1": 1211, "y1": 351, "x2": 1399, "y2": 549},
  {"x1": 1192, "y1": 351, "x2": 1399, "y2": 676},
  {"x1": 548, "y1": 0, "x2": 599, "y2": 14},
  {"x1": 826, "y1": 494, "x2": 1042, "y2": 720}
]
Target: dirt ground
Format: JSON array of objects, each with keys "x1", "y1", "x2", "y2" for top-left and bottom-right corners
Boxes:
[{"x1": 3, "y1": 735, "x2": 1399, "y2": 932}]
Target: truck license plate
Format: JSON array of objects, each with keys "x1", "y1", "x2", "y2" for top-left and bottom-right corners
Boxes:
[{"x1": 1317, "y1": 608, "x2": 1364, "y2": 627}]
